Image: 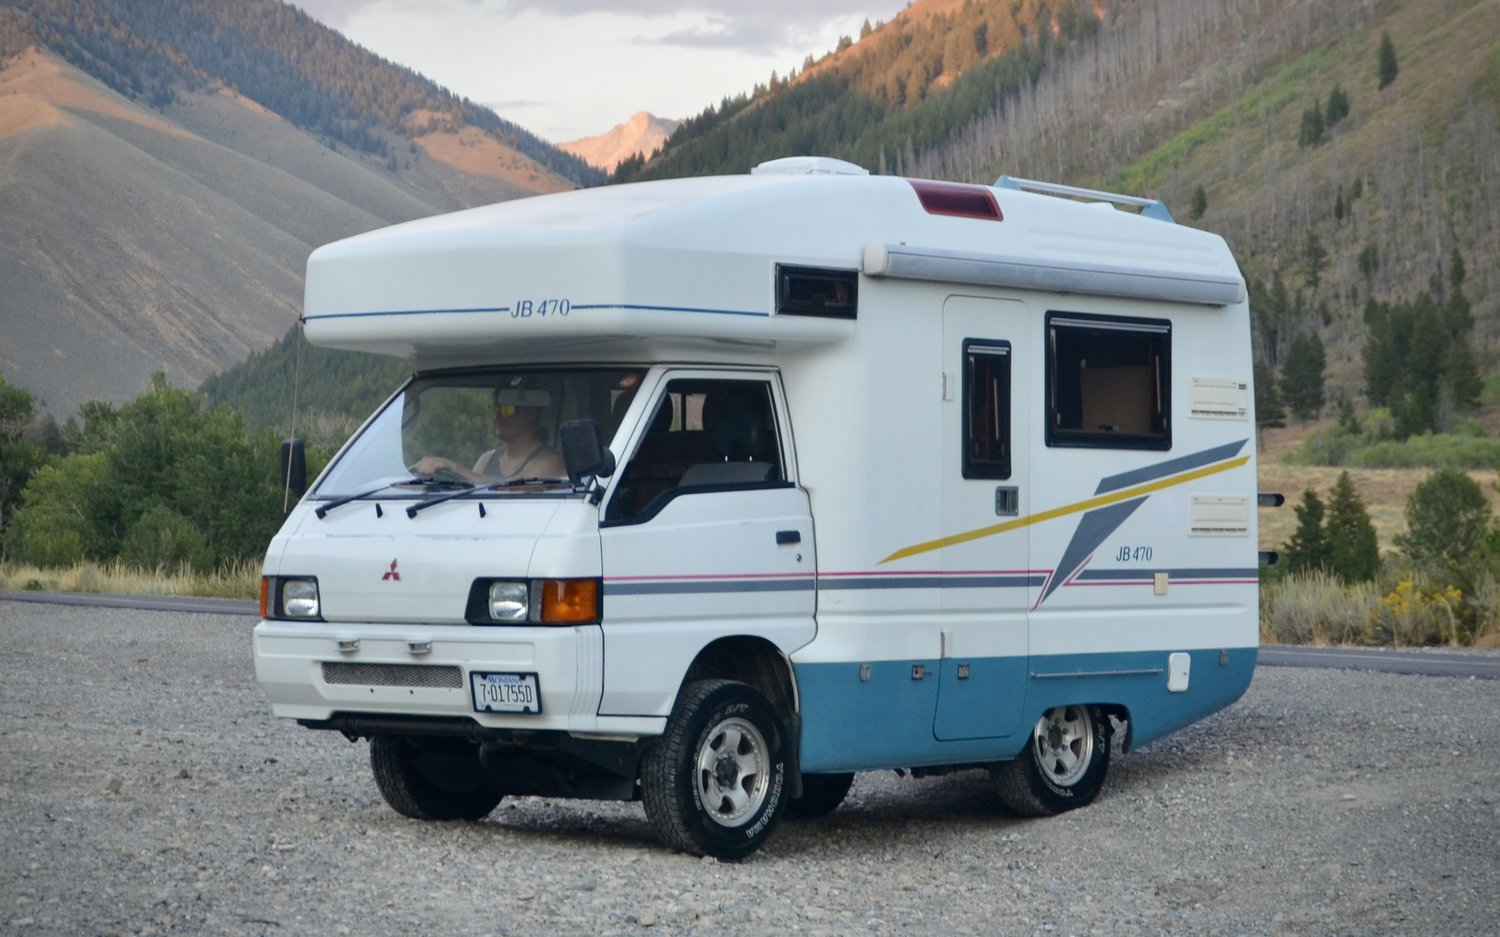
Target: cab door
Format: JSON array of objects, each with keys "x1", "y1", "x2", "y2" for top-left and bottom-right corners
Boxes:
[
  {"x1": 597, "y1": 371, "x2": 816, "y2": 717},
  {"x1": 933, "y1": 296, "x2": 1032, "y2": 740}
]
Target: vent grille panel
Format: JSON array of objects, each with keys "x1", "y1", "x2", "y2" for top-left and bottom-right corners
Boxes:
[{"x1": 322, "y1": 662, "x2": 463, "y2": 689}]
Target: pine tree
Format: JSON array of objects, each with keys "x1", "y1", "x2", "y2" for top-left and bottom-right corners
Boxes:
[
  {"x1": 1283, "y1": 490, "x2": 1332, "y2": 575},
  {"x1": 1298, "y1": 104, "x2": 1325, "y2": 147},
  {"x1": 1253, "y1": 359, "x2": 1287, "y2": 434},
  {"x1": 1324, "y1": 85, "x2": 1350, "y2": 127},
  {"x1": 1325, "y1": 472, "x2": 1380, "y2": 582},
  {"x1": 1396, "y1": 468, "x2": 1492, "y2": 573},
  {"x1": 1377, "y1": 32, "x2": 1399, "y2": 89},
  {"x1": 1302, "y1": 231, "x2": 1328, "y2": 290},
  {"x1": 1282, "y1": 332, "x2": 1326, "y2": 421},
  {"x1": 1189, "y1": 184, "x2": 1208, "y2": 220}
]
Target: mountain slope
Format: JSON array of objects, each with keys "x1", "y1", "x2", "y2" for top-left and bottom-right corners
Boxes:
[
  {"x1": 621, "y1": 0, "x2": 1500, "y2": 407},
  {"x1": 0, "y1": 0, "x2": 601, "y2": 416},
  {"x1": 561, "y1": 112, "x2": 680, "y2": 172}
]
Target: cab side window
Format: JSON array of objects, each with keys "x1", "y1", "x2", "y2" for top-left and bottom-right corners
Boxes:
[{"x1": 605, "y1": 379, "x2": 785, "y2": 523}]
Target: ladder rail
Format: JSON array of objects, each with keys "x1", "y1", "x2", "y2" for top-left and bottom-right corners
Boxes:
[{"x1": 994, "y1": 175, "x2": 1176, "y2": 223}]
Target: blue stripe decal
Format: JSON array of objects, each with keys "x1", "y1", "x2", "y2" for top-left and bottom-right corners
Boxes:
[
  {"x1": 605, "y1": 578, "x2": 814, "y2": 596},
  {"x1": 1037, "y1": 497, "x2": 1147, "y2": 606},
  {"x1": 1094, "y1": 439, "x2": 1248, "y2": 495},
  {"x1": 305, "y1": 302, "x2": 769, "y2": 322},
  {"x1": 603, "y1": 569, "x2": 1254, "y2": 598},
  {"x1": 303, "y1": 306, "x2": 511, "y2": 321},
  {"x1": 1073, "y1": 568, "x2": 1258, "y2": 582},
  {"x1": 571, "y1": 303, "x2": 769, "y2": 318}
]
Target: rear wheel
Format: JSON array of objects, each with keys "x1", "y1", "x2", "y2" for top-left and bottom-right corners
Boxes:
[
  {"x1": 370, "y1": 735, "x2": 503, "y2": 821},
  {"x1": 641, "y1": 680, "x2": 789, "y2": 859},
  {"x1": 992, "y1": 704, "x2": 1110, "y2": 816},
  {"x1": 786, "y1": 772, "x2": 855, "y2": 820}
]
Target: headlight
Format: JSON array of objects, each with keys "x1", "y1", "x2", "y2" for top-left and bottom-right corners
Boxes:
[
  {"x1": 467, "y1": 578, "x2": 600, "y2": 626},
  {"x1": 487, "y1": 581, "x2": 529, "y2": 621},
  {"x1": 260, "y1": 576, "x2": 322, "y2": 620}
]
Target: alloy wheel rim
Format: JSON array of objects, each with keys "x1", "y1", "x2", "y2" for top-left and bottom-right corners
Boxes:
[
  {"x1": 1031, "y1": 705, "x2": 1095, "y2": 788},
  {"x1": 695, "y1": 716, "x2": 770, "y2": 827}
]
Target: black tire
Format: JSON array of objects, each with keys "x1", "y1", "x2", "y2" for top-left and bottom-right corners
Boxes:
[
  {"x1": 641, "y1": 679, "x2": 789, "y2": 860},
  {"x1": 991, "y1": 704, "x2": 1110, "y2": 817},
  {"x1": 369, "y1": 735, "x2": 503, "y2": 822},
  {"x1": 786, "y1": 772, "x2": 855, "y2": 820}
]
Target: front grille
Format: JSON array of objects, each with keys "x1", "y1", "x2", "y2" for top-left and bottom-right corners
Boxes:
[{"x1": 321, "y1": 662, "x2": 463, "y2": 689}]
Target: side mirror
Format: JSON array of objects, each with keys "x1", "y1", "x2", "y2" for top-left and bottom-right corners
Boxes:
[
  {"x1": 559, "y1": 419, "x2": 616, "y2": 485},
  {"x1": 280, "y1": 438, "x2": 307, "y2": 498}
]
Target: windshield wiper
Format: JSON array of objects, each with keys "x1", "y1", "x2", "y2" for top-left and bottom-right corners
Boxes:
[
  {"x1": 315, "y1": 484, "x2": 395, "y2": 519},
  {"x1": 404, "y1": 476, "x2": 566, "y2": 518},
  {"x1": 315, "y1": 475, "x2": 471, "y2": 519}
]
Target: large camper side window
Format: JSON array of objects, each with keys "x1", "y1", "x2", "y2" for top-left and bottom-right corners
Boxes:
[
  {"x1": 963, "y1": 340, "x2": 1011, "y2": 479},
  {"x1": 1046, "y1": 312, "x2": 1170, "y2": 450}
]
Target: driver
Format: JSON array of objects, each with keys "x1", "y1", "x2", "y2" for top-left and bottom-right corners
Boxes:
[{"x1": 411, "y1": 383, "x2": 566, "y2": 483}]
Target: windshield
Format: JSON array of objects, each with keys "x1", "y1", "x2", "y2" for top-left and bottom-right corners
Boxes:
[{"x1": 313, "y1": 368, "x2": 646, "y2": 498}]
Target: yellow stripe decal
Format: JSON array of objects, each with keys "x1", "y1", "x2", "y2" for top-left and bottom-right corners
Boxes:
[{"x1": 880, "y1": 454, "x2": 1251, "y2": 564}]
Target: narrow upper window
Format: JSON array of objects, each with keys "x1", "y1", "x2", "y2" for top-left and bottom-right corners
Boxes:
[
  {"x1": 963, "y1": 340, "x2": 1011, "y2": 479},
  {"x1": 1046, "y1": 312, "x2": 1170, "y2": 450},
  {"x1": 776, "y1": 265, "x2": 858, "y2": 318}
]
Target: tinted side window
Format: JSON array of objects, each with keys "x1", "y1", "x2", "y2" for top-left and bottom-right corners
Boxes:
[
  {"x1": 963, "y1": 340, "x2": 1011, "y2": 479},
  {"x1": 1046, "y1": 313, "x2": 1170, "y2": 450}
]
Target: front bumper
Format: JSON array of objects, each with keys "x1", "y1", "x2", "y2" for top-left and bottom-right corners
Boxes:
[{"x1": 252, "y1": 620, "x2": 663, "y2": 737}]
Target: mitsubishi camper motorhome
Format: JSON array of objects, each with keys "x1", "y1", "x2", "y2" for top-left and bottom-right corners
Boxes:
[{"x1": 254, "y1": 157, "x2": 1261, "y2": 859}]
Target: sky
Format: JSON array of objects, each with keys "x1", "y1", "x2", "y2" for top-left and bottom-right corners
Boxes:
[{"x1": 292, "y1": 1, "x2": 912, "y2": 144}]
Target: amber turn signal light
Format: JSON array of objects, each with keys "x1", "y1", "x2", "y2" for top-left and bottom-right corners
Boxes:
[{"x1": 539, "y1": 578, "x2": 601, "y2": 625}]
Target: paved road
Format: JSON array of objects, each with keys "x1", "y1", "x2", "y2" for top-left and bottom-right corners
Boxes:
[
  {"x1": 1257, "y1": 643, "x2": 1500, "y2": 679},
  {"x1": 3, "y1": 588, "x2": 1497, "y2": 678},
  {"x1": 0, "y1": 588, "x2": 257, "y2": 616}
]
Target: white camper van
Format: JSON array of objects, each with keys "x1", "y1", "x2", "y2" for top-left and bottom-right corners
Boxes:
[{"x1": 254, "y1": 157, "x2": 1261, "y2": 859}]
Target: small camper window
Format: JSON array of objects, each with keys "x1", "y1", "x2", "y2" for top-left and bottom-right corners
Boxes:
[
  {"x1": 963, "y1": 340, "x2": 1011, "y2": 479},
  {"x1": 776, "y1": 265, "x2": 858, "y2": 318},
  {"x1": 1046, "y1": 312, "x2": 1170, "y2": 450}
]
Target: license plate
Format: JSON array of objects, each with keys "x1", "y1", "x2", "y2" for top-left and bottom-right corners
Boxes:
[{"x1": 470, "y1": 672, "x2": 541, "y2": 714}]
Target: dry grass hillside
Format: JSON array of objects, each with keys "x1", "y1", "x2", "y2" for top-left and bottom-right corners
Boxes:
[
  {"x1": 0, "y1": 46, "x2": 573, "y2": 417},
  {"x1": 1256, "y1": 422, "x2": 1500, "y2": 559}
]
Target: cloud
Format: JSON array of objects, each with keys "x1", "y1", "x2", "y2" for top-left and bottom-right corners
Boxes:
[{"x1": 501, "y1": 1, "x2": 880, "y2": 54}]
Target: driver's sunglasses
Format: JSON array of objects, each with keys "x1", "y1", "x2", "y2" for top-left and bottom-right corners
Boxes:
[{"x1": 494, "y1": 404, "x2": 519, "y2": 417}]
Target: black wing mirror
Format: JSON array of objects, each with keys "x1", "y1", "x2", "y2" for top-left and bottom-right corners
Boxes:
[{"x1": 559, "y1": 419, "x2": 616, "y2": 485}]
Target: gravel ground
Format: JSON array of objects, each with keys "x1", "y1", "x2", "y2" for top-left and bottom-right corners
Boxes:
[{"x1": 2, "y1": 600, "x2": 1498, "y2": 936}]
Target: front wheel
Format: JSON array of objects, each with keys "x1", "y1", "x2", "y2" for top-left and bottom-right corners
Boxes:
[
  {"x1": 641, "y1": 680, "x2": 789, "y2": 860},
  {"x1": 370, "y1": 735, "x2": 503, "y2": 822},
  {"x1": 991, "y1": 704, "x2": 1110, "y2": 816}
]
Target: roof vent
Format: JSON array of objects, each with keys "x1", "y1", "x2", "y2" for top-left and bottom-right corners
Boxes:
[{"x1": 752, "y1": 156, "x2": 869, "y2": 176}]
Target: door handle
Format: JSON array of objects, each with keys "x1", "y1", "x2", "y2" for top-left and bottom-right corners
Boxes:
[
  {"x1": 776, "y1": 530, "x2": 801, "y2": 545},
  {"x1": 995, "y1": 487, "x2": 1019, "y2": 516}
]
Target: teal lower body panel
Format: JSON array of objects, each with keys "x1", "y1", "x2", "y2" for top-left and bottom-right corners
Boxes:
[
  {"x1": 1024, "y1": 647, "x2": 1258, "y2": 752},
  {"x1": 794, "y1": 647, "x2": 1257, "y2": 773}
]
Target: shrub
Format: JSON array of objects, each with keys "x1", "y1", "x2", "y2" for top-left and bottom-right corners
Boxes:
[
  {"x1": 1261, "y1": 571, "x2": 1377, "y2": 645},
  {"x1": 1366, "y1": 580, "x2": 1464, "y2": 646},
  {"x1": 1396, "y1": 468, "x2": 1493, "y2": 571},
  {"x1": 119, "y1": 504, "x2": 210, "y2": 571}
]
